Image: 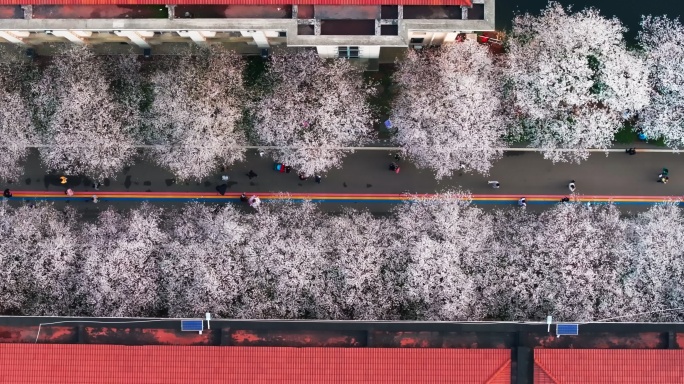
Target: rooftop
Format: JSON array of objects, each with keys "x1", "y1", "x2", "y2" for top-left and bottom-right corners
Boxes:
[
  {"x1": 0, "y1": 0, "x2": 472, "y2": 5},
  {"x1": 534, "y1": 349, "x2": 684, "y2": 383},
  {"x1": 3, "y1": 317, "x2": 683, "y2": 383},
  {"x1": 0, "y1": 344, "x2": 510, "y2": 383}
]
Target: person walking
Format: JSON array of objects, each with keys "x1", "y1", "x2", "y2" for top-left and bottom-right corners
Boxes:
[
  {"x1": 299, "y1": 173, "x2": 309, "y2": 181},
  {"x1": 389, "y1": 162, "x2": 401, "y2": 173},
  {"x1": 314, "y1": 175, "x2": 322, "y2": 184},
  {"x1": 248, "y1": 195, "x2": 261, "y2": 209},
  {"x1": 91, "y1": 195, "x2": 99, "y2": 203},
  {"x1": 560, "y1": 197, "x2": 570, "y2": 203},
  {"x1": 240, "y1": 193, "x2": 248, "y2": 203},
  {"x1": 518, "y1": 197, "x2": 527, "y2": 208},
  {"x1": 92, "y1": 182, "x2": 101, "y2": 191},
  {"x1": 626, "y1": 148, "x2": 637, "y2": 155},
  {"x1": 3, "y1": 189, "x2": 11, "y2": 198},
  {"x1": 59, "y1": 176, "x2": 68, "y2": 184},
  {"x1": 568, "y1": 180, "x2": 576, "y2": 193},
  {"x1": 658, "y1": 168, "x2": 669, "y2": 183},
  {"x1": 488, "y1": 181, "x2": 500, "y2": 189},
  {"x1": 65, "y1": 188, "x2": 74, "y2": 197}
]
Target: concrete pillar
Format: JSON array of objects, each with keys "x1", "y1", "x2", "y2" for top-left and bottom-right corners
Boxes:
[
  {"x1": 0, "y1": 31, "x2": 30, "y2": 45},
  {"x1": 114, "y1": 30, "x2": 154, "y2": 48},
  {"x1": 359, "y1": 46, "x2": 380, "y2": 59},
  {"x1": 21, "y1": 5, "x2": 32, "y2": 20},
  {"x1": 52, "y1": 30, "x2": 91, "y2": 45},
  {"x1": 177, "y1": 30, "x2": 216, "y2": 45},
  {"x1": 165, "y1": 4, "x2": 175, "y2": 20},
  {"x1": 240, "y1": 30, "x2": 270, "y2": 48},
  {"x1": 444, "y1": 32, "x2": 459, "y2": 43},
  {"x1": 316, "y1": 46, "x2": 338, "y2": 59}
]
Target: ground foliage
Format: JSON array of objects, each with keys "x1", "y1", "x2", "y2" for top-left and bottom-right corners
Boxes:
[{"x1": 1, "y1": 197, "x2": 681, "y2": 322}]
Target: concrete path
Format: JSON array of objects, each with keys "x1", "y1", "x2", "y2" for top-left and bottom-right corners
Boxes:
[
  {"x1": 0, "y1": 148, "x2": 677, "y2": 219},
  {"x1": 7, "y1": 149, "x2": 683, "y2": 198}
]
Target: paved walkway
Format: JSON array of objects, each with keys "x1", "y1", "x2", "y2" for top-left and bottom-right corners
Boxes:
[{"x1": 4, "y1": 149, "x2": 684, "y2": 209}]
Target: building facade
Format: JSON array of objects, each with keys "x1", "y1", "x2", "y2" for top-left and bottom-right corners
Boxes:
[{"x1": 0, "y1": 0, "x2": 494, "y2": 66}]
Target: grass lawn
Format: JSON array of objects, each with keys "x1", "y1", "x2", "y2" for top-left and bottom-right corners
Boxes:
[{"x1": 614, "y1": 124, "x2": 667, "y2": 147}]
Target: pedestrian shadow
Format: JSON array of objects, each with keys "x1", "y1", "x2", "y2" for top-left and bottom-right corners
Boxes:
[{"x1": 504, "y1": 151, "x2": 525, "y2": 157}]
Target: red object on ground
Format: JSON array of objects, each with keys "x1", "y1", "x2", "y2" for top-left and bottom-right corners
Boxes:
[
  {"x1": 395, "y1": 167, "x2": 401, "y2": 174},
  {"x1": 0, "y1": 344, "x2": 510, "y2": 383},
  {"x1": 0, "y1": 0, "x2": 471, "y2": 4}
]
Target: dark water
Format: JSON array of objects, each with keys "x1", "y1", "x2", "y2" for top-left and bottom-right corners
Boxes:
[{"x1": 496, "y1": 1, "x2": 684, "y2": 42}]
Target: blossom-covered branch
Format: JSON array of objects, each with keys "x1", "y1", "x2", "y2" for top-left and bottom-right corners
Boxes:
[
  {"x1": 33, "y1": 46, "x2": 139, "y2": 180},
  {"x1": 391, "y1": 42, "x2": 506, "y2": 177},
  {"x1": 147, "y1": 48, "x2": 247, "y2": 180},
  {"x1": 0, "y1": 64, "x2": 36, "y2": 181},
  {"x1": 506, "y1": 2, "x2": 649, "y2": 162},
  {"x1": 638, "y1": 16, "x2": 684, "y2": 147},
  {"x1": 252, "y1": 50, "x2": 375, "y2": 175}
]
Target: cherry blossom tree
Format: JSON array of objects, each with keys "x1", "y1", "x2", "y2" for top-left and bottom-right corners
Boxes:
[
  {"x1": 0, "y1": 203, "x2": 79, "y2": 316},
  {"x1": 506, "y1": 2, "x2": 649, "y2": 162},
  {"x1": 251, "y1": 50, "x2": 375, "y2": 176},
  {"x1": 239, "y1": 200, "x2": 335, "y2": 318},
  {"x1": 33, "y1": 47, "x2": 139, "y2": 180},
  {"x1": 160, "y1": 203, "x2": 249, "y2": 318},
  {"x1": 622, "y1": 203, "x2": 684, "y2": 321},
  {"x1": 0, "y1": 65, "x2": 36, "y2": 181},
  {"x1": 77, "y1": 205, "x2": 167, "y2": 317},
  {"x1": 484, "y1": 202, "x2": 631, "y2": 322},
  {"x1": 391, "y1": 42, "x2": 506, "y2": 178},
  {"x1": 637, "y1": 16, "x2": 684, "y2": 147},
  {"x1": 2, "y1": 197, "x2": 684, "y2": 321},
  {"x1": 147, "y1": 48, "x2": 247, "y2": 181},
  {"x1": 391, "y1": 193, "x2": 491, "y2": 320},
  {"x1": 325, "y1": 210, "x2": 403, "y2": 319}
]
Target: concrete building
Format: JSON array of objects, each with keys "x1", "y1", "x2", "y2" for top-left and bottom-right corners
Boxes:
[{"x1": 0, "y1": 0, "x2": 494, "y2": 66}]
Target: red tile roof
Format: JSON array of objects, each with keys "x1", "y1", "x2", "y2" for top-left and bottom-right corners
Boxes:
[
  {"x1": 0, "y1": 0, "x2": 472, "y2": 5},
  {"x1": 0, "y1": 344, "x2": 509, "y2": 383},
  {"x1": 534, "y1": 349, "x2": 684, "y2": 384}
]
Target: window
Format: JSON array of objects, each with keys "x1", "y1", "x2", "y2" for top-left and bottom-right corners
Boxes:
[
  {"x1": 338, "y1": 46, "x2": 360, "y2": 59},
  {"x1": 410, "y1": 37, "x2": 424, "y2": 44}
]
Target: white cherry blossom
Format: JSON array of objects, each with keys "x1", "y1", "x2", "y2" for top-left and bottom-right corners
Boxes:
[
  {"x1": 507, "y1": 2, "x2": 649, "y2": 162},
  {"x1": 637, "y1": 16, "x2": 684, "y2": 147},
  {"x1": 147, "y1": 47, "x2": 247, "y2": 180},
  {"x1": 251, "y1": 50, "x2": 375, "y2": 176},
  {"x1": 391, "y1": 41, "x2": 506, "y2": 177}
]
